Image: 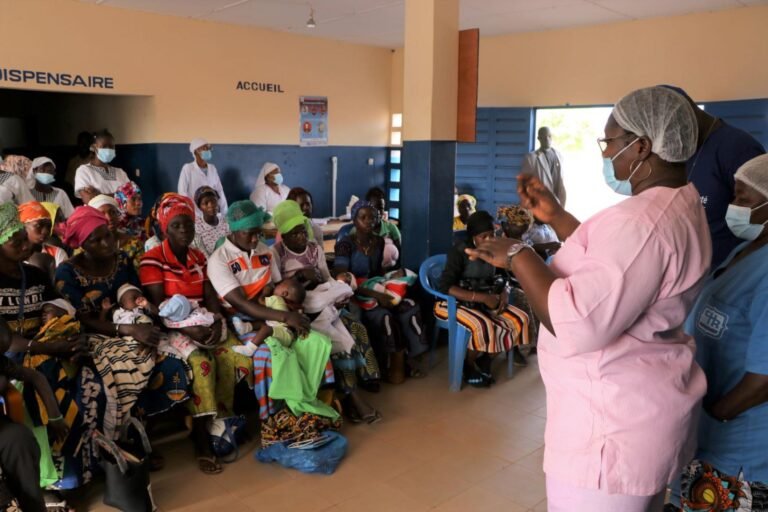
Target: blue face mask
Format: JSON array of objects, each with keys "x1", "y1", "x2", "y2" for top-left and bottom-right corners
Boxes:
[
  {"x1": 601, "y1": 138, "x2": 640, "y2": 196},
  {"x1": 96, "y1": 148, "x2": 116, "y2": 164},
  {"x1": 272, "y1": 173, "x2": 284, "y2": 186},
  {"x1": 725, "y1": 201, "x2": 768, "y2": 240},
  {"x1": 35, "y1": 172, "x2": 56, "y2": 185},
  {"x1": 200, "y1": 150, "x2": 212, "y2": 162}
]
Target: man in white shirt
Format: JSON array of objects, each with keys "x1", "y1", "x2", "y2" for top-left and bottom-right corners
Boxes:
[
  {"x1": 178, "y1": 138, "x2": 228, "y2": 214},
  {"x1": 520, "y1": 127, "x2": 567, "y2": 206}
]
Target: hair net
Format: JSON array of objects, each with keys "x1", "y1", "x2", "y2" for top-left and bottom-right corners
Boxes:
[
  {"x1": 227, "y1": 200, "x2": 271, "y2": 232},
  {"x1": 735, "y1": 154, "x2": 768, "y2": 200},
  {"x1": 612, "y1": 86, "x2": 698, "y2": 163},
  {"x1": 189, "y1": 138, "x2": 208, "y2": 154},
  {"x1": 31, "y1": 156, "x2": 56, "y2": 171}
]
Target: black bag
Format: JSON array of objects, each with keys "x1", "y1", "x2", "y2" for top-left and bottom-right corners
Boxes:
[{"x1": 94, "y1": 418, "x2": 156, "y2": 512}]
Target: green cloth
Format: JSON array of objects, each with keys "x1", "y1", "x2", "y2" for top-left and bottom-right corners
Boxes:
[
  {"x1": 16, "y1": 383, "x2": 58, "y2": 487},
  {"x1": 0, "y1": 202, "x2": 24, "y2": 245},
  {"x1": 265, "y1": 331, "x2": 340, "y2": 420},
  {"x1": 265, "y1": 296, "x2": 296, "y2": 347},
  {"x1": 227, "y1": 200, "x2": 271, "y2": 232}
]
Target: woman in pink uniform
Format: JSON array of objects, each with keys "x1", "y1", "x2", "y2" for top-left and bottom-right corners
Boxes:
[{"x1": 466, "y1": 86, "x2": 710, "y2": 511}]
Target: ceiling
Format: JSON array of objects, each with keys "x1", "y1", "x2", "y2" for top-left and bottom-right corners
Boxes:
[{"x1": 78, "y1": 0, "x2": 766, "y2": 47}]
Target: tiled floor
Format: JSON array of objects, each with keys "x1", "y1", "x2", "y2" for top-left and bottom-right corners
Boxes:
[{"x1": 72, "y1": 350, "x2": 549, "y2": 511}]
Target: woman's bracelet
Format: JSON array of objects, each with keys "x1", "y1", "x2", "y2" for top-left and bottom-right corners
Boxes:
[
  {"x1": 471, "y1": 291, "x2": 476, "y2": 302},
  {"x1": 27, "y1": 338, "x2": 35, "y2": 354},
  {"x1": 115, "y1": 324, "x2": 121, "y2": 337},
  {"x1": 48, "y1": 414, "x2": 63, "y2": 422}
]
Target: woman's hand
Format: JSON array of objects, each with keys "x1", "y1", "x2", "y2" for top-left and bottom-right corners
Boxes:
[
  {"x1": 283, "y1": 311, "x2": 310, "y2": 337},
  {"x1": 465, "y1": 238, "x2": 521, "y2": 270},
  {"x1": 128, "y1": 324, "x2": 162, "y2": 347},
  {"x1": 479, "y1": 293, "x2": 500, "y2": 311},
  {"x1": 48, "y1": 418, "x2": 70, "y2": 444},
  {"x1": 518, "y1": 174, "x2": 565, "y2": 224}
]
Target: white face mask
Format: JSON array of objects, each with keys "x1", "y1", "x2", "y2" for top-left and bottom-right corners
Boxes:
[{"x1": 725, "y1": 201, "x2": 768, "y2": 240}]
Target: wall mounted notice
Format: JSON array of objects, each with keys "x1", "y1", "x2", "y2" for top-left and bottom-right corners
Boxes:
[
  {"x1": 299, "y1": 96, "x2": 328, "y2": 146},
  {"x1": 0, "y1": 68, "x2": 114, "y2": 89}
]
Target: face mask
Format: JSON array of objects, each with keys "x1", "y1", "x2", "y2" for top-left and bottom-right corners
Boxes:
[
  {"x1": 200, "y1": 150, "x2": 212, "y2": 162},
  {"x1": 601, "y1": 138, "x2": 640, "y2": 196},
  {"x1": 96, "y1": 148, "x2": 116, "y2": 164},
  {"x1": 35, "y1": 173, "x2": 56, "y2": 185},
  {"x1": 725, "y1": 201, "x2": 768, "y2": 240},
  {"x1": 272, "y1": 173, "x2": 284, "y2": 186}
]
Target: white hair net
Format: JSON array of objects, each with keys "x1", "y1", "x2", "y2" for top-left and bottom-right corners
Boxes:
[
  {"x1": 735, "y1": 154, "x2": 768, "y2": 200},
  {"x1": 189, "y1": 138, "x2": 208, "y2": 154},
  {"x1": 612, "y1": 86, "x2": 698, "y2": 163}
]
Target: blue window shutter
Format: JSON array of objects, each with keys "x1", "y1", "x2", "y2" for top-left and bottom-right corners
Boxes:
[
  {"x1": 703, "y1": 99, "x2": 768, "y2": 150},
  {"x1": 456, "y1": 107, "x2": 534, "y2": 213}
]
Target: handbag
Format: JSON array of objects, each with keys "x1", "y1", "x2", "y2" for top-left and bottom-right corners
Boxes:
[
  {"x1": 208, "y1": 415, "x2": 248, "y2": 463},
  {"x1": 256, "y1": 431, "x2": 348, "y2": 475},
  {"x1": 94, "y1": 418, "x2": 156, "y2": 512}
]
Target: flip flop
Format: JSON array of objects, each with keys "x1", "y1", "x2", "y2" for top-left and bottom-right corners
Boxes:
[
  {"x1": 363, "y1": 409, "x2": 383, "y2": 424},
  {"x1": 196, "y1": 455, "x2": 223, "y2": 475}
]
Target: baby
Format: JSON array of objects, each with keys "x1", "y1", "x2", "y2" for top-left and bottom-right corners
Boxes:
[
  {"x1": 156, "y1": 294, "x2": 227, "y2": 359},
  {"x1": 357, "y1": 268, "x2": 416, "y2": 309},
  {"x1": 109, "y1": 283, "x2": 157, "y2": 326},
  {"x1": 233, "y1": 279, "x2": 306, "y2": 356}
]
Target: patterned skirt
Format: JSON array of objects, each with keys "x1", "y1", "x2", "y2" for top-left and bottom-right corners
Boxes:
[
  {"x1": 434, "y1": 302, "x2": 530, "y2": 353},
  {"x1": 330, "y1": 315, "x2": 381, "y2": 395}
]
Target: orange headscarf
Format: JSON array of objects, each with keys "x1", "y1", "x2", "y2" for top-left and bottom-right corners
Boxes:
[{"x1": 18, "y1": 201, "x2": 51, "y2": 224}]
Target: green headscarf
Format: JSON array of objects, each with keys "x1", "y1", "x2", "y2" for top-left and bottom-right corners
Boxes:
[
  {"x1": 272, "y1": 200, "x2": 309, "y2": 235},
  {"x1": 226, "y1": 200, "x2": 271, "y2": 232},
  {"x1": 0, "y1": 203, "x2": 24, "y2": 245}
]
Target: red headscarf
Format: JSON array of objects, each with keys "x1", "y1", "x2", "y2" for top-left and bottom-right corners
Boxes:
[
  {"x1": 18, "y1": 201, "x2": 50, "y2": 224},
  {"x1": 156, "y1": 194, "x2": 195, "y2": 234},
  {"x1": 63, "y1": 206, "x2": 108, "y2": 248}
]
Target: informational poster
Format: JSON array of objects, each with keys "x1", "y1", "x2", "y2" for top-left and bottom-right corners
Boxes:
[{"x1": 299, "y1": 96, "x2": 328, "y2": 146}]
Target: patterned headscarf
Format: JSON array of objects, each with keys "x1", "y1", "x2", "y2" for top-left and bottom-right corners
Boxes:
[
  {"x1": 63, "y1": 206, "x2": 108, "y2": 248},
  {"x1": 350, "y1": 200, "x2": 378, "y2": 221},
  {"x1": 497, "y1": 205, "x2": 533, "y2": 228},
  {"x1": 0, "y1": 155, "x2": 32, "y2": 180},
  {"x1": 157, "y1": 193, "x2": 195, "y2": 235},
  {"x1": 18, "y1": 201, "x2": 51, "y2": 224},
  {"x1": 0, "y1": 203, "x2": 24, "y2": 245},
  {"x1": 114, "y1": 181, "x2": 141, "y2": 212},
  {"x1": 226, "y1": 200, "x2": 270, "y2": 232},
  {"x1": 194, "y1": 185, "x2": 219, "y2": 209}
]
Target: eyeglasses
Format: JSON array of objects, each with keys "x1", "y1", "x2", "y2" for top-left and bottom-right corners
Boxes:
[{"x1": 597, "y1": 133, "x2": 634, "y2": 152}]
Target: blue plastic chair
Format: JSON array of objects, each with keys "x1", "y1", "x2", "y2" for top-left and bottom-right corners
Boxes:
[
  {"x1": 419, "y1": 254, "x2": 471, "y2": 392},
  {"x1": 419, "y1": 254, "x2": 517, "y2": 391}
]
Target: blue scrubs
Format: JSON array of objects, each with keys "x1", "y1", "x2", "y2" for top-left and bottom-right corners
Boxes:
[{"x1": 686, "y1": 242, "x2": 768, "y2": 482}]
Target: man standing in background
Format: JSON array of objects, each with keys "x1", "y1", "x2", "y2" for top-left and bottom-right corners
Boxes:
[{"x1": 521, "y1": 127, "x2": 566, "y2": 206}]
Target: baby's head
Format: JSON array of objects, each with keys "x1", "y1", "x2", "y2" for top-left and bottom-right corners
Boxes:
[
  {"x1": 117, "y1": 284, "x2": 145, "y2": 311},
  {"x1": 41, "y1": 299, "x2": 76, "y2": 325},
  {"x1": 274, "y1": 278, "x2": 306, "y2": 311}
]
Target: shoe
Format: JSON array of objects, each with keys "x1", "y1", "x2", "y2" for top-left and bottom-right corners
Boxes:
[{"x1": 513, "y1": 347, "x2": 528, "y2": 367}]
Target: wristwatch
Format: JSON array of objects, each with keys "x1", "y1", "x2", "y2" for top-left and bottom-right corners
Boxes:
[{"x1": 505, "y1": 242, "x2": 530, "y2": 270}]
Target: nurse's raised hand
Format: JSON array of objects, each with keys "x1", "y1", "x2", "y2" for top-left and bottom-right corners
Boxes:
[{"x1": 517, "y1": 174, "x2": 564, "y2": 224}]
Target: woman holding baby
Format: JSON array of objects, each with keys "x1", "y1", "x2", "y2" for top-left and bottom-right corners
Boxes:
[{"x1": 139, "y1": 194, "x2": 253, "y2": 475}]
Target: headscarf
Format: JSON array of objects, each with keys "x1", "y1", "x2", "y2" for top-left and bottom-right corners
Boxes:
[
  {"x1": 272, "y1": 200, "x2": 308, "y2": 235},
  {"x1": 735, "y1": 154, "x2": 768, "y2": 200},
  {"x1": 456, "y1": 194, "x2": 477, "y2": 211},
  {"x1": 256, "y1": 162, "x2": 280, "y2": 186},
  {"x1": 0, "y1": 203, "x2": 24, "y2": 245},
  {"x1": 350, "y1": 199, "x2": 377, "y2": 221},
  {"x1": 466, "y1": 211, "x2": 495, "y2": 238},
  {"x1": 612, "y1": 86, "x2": 698, "y2": 163},
  {"x1": 42, "y1": 298, "x2": 76, "y2": 318},
  {"x1": 63, "y1": 206, "x2": 108, "y2": 248},
  {"x1": 41, "y1": 202, "x2": 59, "y2": 222},
  {"x1": 145, "y1": 192, "x2": 174, "y2": 240},
  {"x1": 189, "y1": 138, "x2": 208, "y2": 154},
  {"x1": 30, "y1": 157, "x2": 55, "y2": 171},
  {"x1": 226, "y1": 200, "x2": 271, "y2": 232},
  {"x1": 114, "y1": 181, "x2": 141, "y2": 212},
  {"x1": 497, "y1": 205, "x2": 533, "y2": 228},
  {"x1": 194, "y1": 185, "x2": 219, "y2": 208},
  {"x1": 88, "y1": 194, "x2": 120, "y2": 211},
  {"x1": 18, "y1": 201, "x2": 51, "y2": 224},
  {"x1": 156, "y1": 193, "x2": 195, "y2": 235},
  {"x1": 0, "y1": 155, "x2": 32, "y2": 179}
]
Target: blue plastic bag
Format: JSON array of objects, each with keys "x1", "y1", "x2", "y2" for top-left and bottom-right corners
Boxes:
[{"x1": 255, "y1": 431, "x2": 348, "y2": 475}]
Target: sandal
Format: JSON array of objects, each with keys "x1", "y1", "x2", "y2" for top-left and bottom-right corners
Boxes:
[
  {"x1": 346, "y1": 408, "x2": 364, "y2": 424},
  {"x1": 44, "y1": 491, "x2": 75, "y2": 512},
  {"x1": 362, "y1": 409, "x2": 383, "y2": 424},
  {"x1": 464, "y1": 363, "x2": 492, "y2": 388},
  {"x1": 196, "y1": 455, "x2": 223, "y2": 475}
]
